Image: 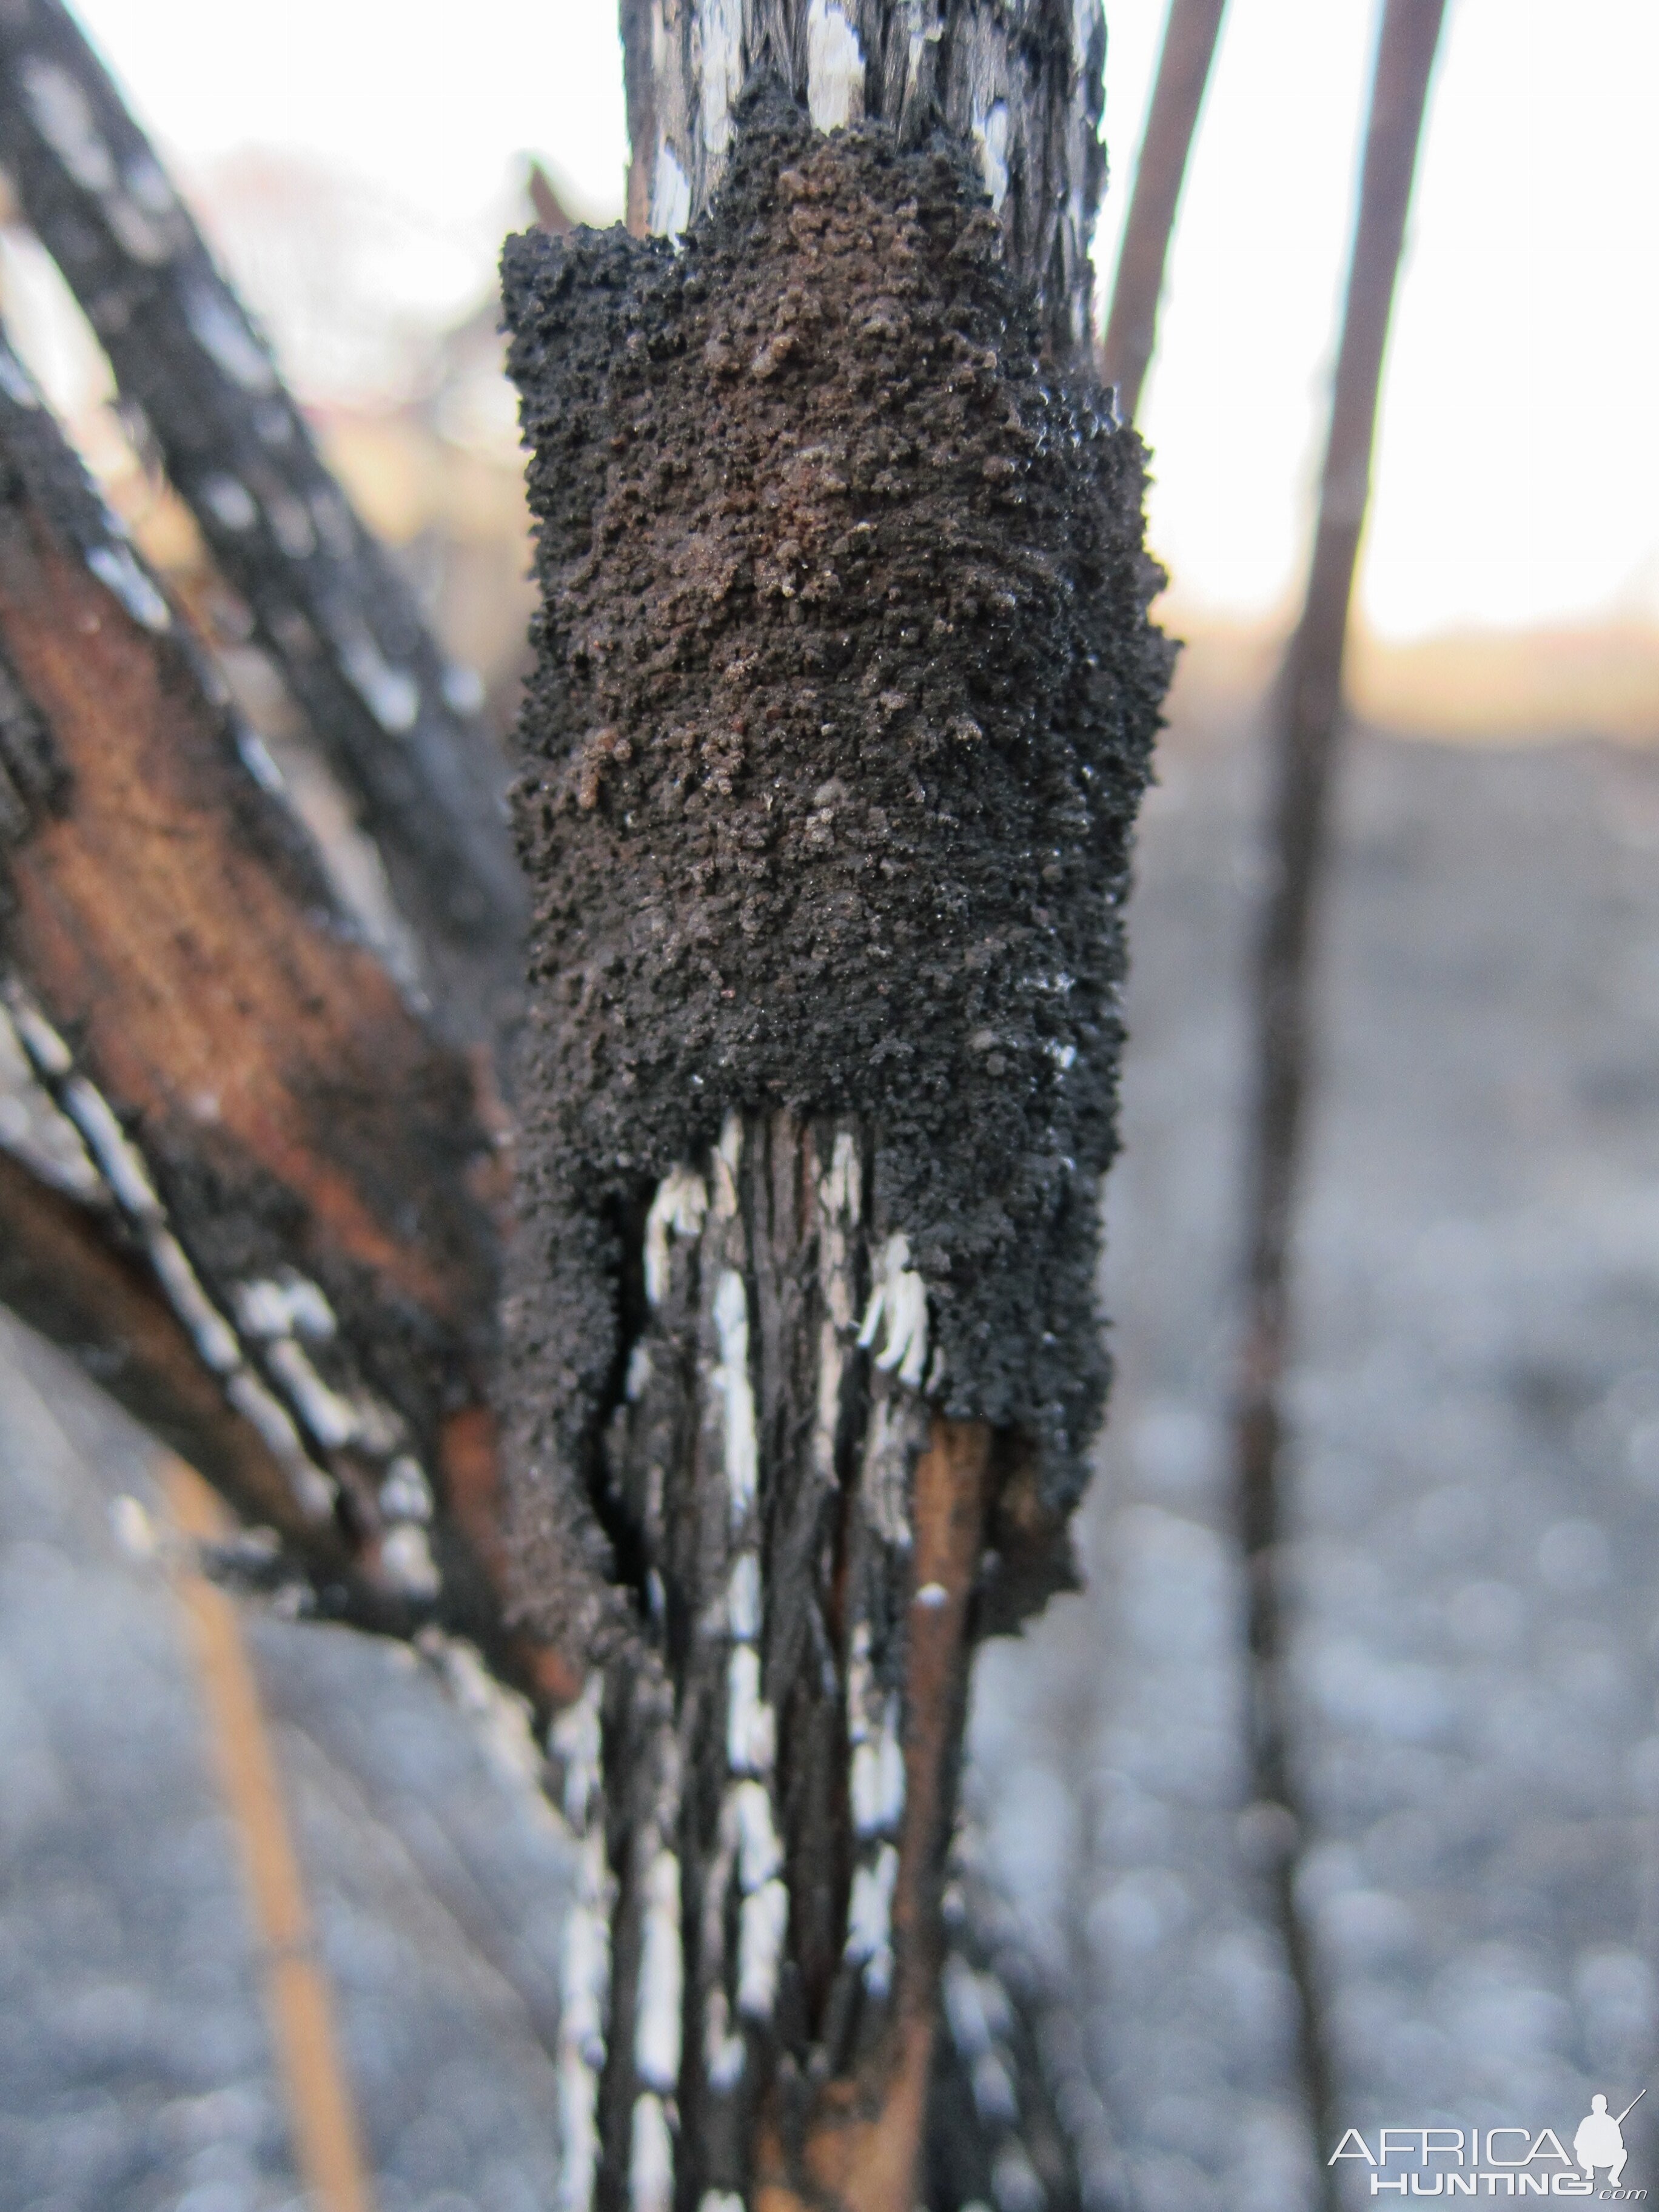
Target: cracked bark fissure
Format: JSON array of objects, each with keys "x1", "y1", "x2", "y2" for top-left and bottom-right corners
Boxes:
[
  {"x1": 0, "y1": 0, "x2": 525, "y2": 1039},
  {"x1": 505, "y1": 8, "x2": 1170, "y2": 2208}
]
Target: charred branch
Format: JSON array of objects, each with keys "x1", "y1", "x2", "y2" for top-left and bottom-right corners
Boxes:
[
  {"x1": 1099, "y1": 0, "x2": 1227, "y2": 422},
  {"x1": 0, "y1": 0, "x2": 525, "y2": 1032},
  {"x1": 0, "y1": 343, "x2": 574, "y2": 1710},
  {"x1": 1231, "y1": 1, "x2": 1449, "y2": 2196}
]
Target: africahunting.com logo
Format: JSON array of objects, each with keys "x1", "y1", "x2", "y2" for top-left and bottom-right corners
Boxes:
[{"x1": 1330, "y1": 2091, "x2": 1647, "y2": 2197}]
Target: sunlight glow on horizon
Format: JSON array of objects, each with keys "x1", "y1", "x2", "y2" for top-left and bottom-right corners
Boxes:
[{"x1": 65, "y1": 0, "x2": 1659, "y2": 645}]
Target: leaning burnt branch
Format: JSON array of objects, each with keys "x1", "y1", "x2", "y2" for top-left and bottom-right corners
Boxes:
[
  {"x1": 0, "y1": 337, "x2": 572, "y2": 1713},
  {"x1": 1230, "y1": 1, "x2": 1449, "y2": 2197},
  {"x1": 0, "y1": 1138, "x2": 355, "y2": 1553},
  {"x1": 504, "y1": 41, "x2": 1170, "y2": 2207},
  {"x1": 0, "y1": 0, "x2": 525, "y2": 1031},
  {"x1": 1099, "y1": 0, "x2": 1228, "y2": 423}
]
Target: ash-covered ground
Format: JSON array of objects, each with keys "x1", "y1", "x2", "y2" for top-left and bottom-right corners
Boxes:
[{"x1": 3, "y1": 702, "x2": 1657, "y2": 2211}]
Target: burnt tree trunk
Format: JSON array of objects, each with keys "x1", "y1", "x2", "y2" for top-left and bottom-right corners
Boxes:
[{"x1": 501, "y1": 10, "x2": 1170, "y2": 2211}]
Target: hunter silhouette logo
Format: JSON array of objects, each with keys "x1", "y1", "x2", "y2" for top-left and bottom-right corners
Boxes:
[
  {"x1": 1577, "y1": 2094, "x2": 1644, "y2": 2191},
  {"x1": 1329, "y1": 2089, "x2": 1648, "y2": 2196}
]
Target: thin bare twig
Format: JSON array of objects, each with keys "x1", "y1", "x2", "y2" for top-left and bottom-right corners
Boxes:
[
  {"x1": 1099, "y1": 0, "x2": 1227, "y2": 423},
  {"x1": 1231, "y1": 2, "x2": 1449, "y2": 2200},
  {"x1": 164, "y1": 1454, "x2": 375, "y2": 2212}
]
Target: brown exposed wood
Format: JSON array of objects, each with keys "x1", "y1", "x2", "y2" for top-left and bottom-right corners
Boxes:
[
  {"x1": 1099, "y1": 0, "x2": 1228, "y2": 420},
  {"x1": 0, "y1": 341, "x2": 570, "y2": 1702},
  {"x1": 0, "y1": 0, "x2": 525, "y2": 1033},
  {"x1": 1231, "y1": 1, "x2": 1449, "y2": 2195},
  {"x1": 889, "y1": 1417, "x2": 988, "y2": 2025},
  {"x1": 761, "y1": 1417, "x2": 990, "y2": 2212},
  {"x1": 528, "y1": 159, "x2": 574, "y2": 235},
  {"x1": 0, "y1": 511, "x2": 484, "y2": 1322}
]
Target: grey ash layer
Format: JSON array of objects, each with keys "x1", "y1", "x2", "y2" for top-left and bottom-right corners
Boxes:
[{"x1": 500, "y1": 97, "x2": 1170, "y2": 1619}]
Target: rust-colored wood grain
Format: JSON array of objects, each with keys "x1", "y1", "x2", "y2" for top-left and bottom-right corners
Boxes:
[
  {"x1": 760, "y1": 1416, "x2": 990, "y2": 2212},
  {"x1": 0, "y1": 377, "x2": 581, "y2": 1704},
  {"x1": 0, "y1": 516, "x2": 489, "y2": 1326}
]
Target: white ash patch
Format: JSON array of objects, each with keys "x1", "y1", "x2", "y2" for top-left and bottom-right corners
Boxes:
[
  {"x1": 1, "y1": 978, "x2": 347, "y2": 1524},
  {"x1": 650, "y1": 138, "x2": 692, "y2": 240},
  {"x1": 971, "y1": 98, "x2": 1011, "y2": 213},
  {"x1": 737, "y1": 1875, "x2": 788, "y2": 2017},
  {"x1": 643, "y1": 1164, "x2": 708, "y2": 1306},
  {"x1": 634, "y1": 1846, "x2": 683, "y2": 2091},
  {"x1": 261, "y1": 1339, "x2": 359, "y2": 1450},
  {"x1": 805, "y1": 0, "x2": 866, "y2": 132},
  {"x1": 725, "y1": 1642, "x2": 776, "y2": 1776},
  {"x1": 21, "y1": 58, "x2": 114, "y2": 191},
  {"x1": 378, "y1": 1522, "x2": 440, "y2": 1599},
  {"x1": 858, "y1": 1231, "x2": 930, "y2": 1388},
  {"x1": 845, "y1": 1840, "x2": 899, "y2": 2000},
  {"x1": 712, "y1": 1109, "x2": 743, "y2": 1220},
  {"x1": 147, "y1": 1234, "x2": 240, "y2": 1373},
  {"x1": 0, "y1": 998, "x2": 104, "y2": 1199},
  {"x1": 711, "y1": 1268, "x2": 758, "y2": 1524},
  {"x1": 629, "y1": 2089, "x2": 674, "y2": 2212},
  {"x1": 733, "y1": 1777, "x2": 783, "y2": 1891},
  {"x1": 696, "y1": 0, "x2": 745, "y2": 162},
  {"x1": 859, "y1": 1383, "x2": 929, "y2": 1551},
  {"x1": 335, "y1": 627, "x2": 420, "y2": 735},
  {"x1": 378, "y1": 1456, "x2": 434, "y2": 1525},
  {"x1": 703, "y1": 1986, "x2": 745, "y2": 2091},
  {"x1": 183, "y1": 283, "x2": 277, "y2": 394},
  {"x1": 199, "y1": 473, "x2": 258, "y2": 532},
  {"x1": 725, "y1": 1550, "x2": 762, "y2": 1641},
  {"x1": 85, "y1": 543, "x2": 171, "y2": 632},
  {"x1": 551, "y1": 1676, "x2": 609, "y2": 2212}
]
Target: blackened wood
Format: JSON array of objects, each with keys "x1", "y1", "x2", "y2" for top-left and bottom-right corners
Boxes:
[
  {"x1": 0, "y1": 1141, "x2": 342, "y2": 1544},
  {"x1": 1232, "y1": 1, "x2": 1448, "y2": 2195},
  {"x1": 0, "y1": 0, "x2": 525, "y2": 1032},
  {"x1": 1099, "y1": 0, "x2": 1227, "y2": 421}
]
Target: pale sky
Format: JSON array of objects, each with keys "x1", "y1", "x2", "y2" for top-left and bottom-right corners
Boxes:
[{"x1": 66, "y1": 1, "x2": 1659, "y2": 641}]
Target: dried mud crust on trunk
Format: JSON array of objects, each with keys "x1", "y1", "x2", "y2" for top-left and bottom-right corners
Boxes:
[{"x1": 501, "y1": 94, "x2": 1170, "y2": 1645}]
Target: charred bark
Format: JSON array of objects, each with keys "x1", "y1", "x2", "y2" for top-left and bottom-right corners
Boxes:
[
  {"x1": 505, "y1": 16, "x2": 1169, "y2": 2207},
  {"x1": 0, "y1": 0, "x2": 525, "y2": 1034},
  {"x1": 621, "y1": 0, "x2": 1105, "y2": 355}
]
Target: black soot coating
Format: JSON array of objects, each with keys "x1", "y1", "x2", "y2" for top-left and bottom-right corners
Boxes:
[{"x1": 500, "y1": 93, "x2": 1171, "y2": 1642}]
